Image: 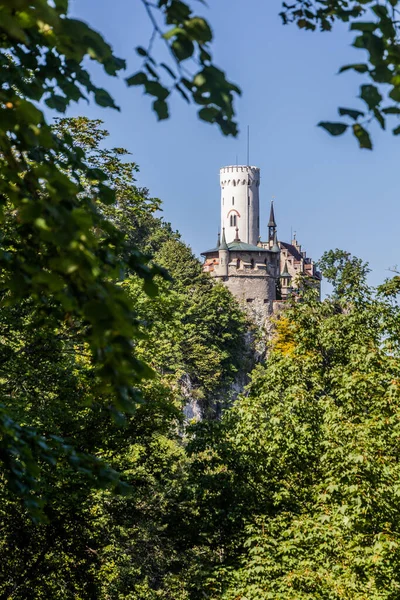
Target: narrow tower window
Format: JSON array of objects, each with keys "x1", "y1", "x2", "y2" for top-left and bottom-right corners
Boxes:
[
  {"x1": 232, "y1": 196, "x2": 234, "y2": 205},
  {"x1": 236, "y1": 259, "x2": 240, "y2": 269},
  {"x1": 250, "y1": 259, "x2": 255, "y2": 269}
]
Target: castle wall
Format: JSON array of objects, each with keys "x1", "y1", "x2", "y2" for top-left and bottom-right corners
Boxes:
[
  {"x1": 217, "y1": 274, "x2": 275, "y2": 326},
  {"x1": 220, "y1": 166, "x2": 260, "y2": 245}
]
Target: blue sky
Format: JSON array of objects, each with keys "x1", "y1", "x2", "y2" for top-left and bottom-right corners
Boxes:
[{"x1": 66, "y1": 0, "x2": 399, "y2": 291}]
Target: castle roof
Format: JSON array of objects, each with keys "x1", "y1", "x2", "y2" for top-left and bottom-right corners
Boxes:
[
  {"x1": 268, "y1": 201, "x2": 276, "y2": 227},
  {"x1": 271, "y1": 232, "x2": 280, "y2": 253},
  {"x1": 279, "y1": 241, "x2": 303, "y2": 261},
  {"x1": 219, "y1": 228, "x2": 228, "y2": 250},
  {"x1": 280, "y1": 259, "x2": 292, "y2": 278},
  {"x1": 201, "y1": 240, "x2": 270, "y2": 256}
]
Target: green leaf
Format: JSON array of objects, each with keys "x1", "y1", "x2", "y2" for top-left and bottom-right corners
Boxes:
[
  {"x1": 184, "y1": 17, "x2": 213, "y2": 43},
  {"x1": 45, "y1": 95, "x2": 69, "y2": 113},
  {"x1": 198, "y1": 106, "x2": 220, "y2": 123},
  {"x1": 175, "y1": 83, "x2": 190, "y2": 103},
  {"x1": 172, "y1": 37, "x2": 194, "y2": 61},
  {"x1": 338, "y1": 107, "x2": 364, "y2": 120},
  {"x1": 94, "y1": 88, "x2": 118, "y2": 109},
  {"x1": 360, "y1": 84, "x2": 382, "y2": 110},
  {"x1": 144, "y1": 81, "x2": 170, "y2": 100},
  {"x1": 352, "y1": 123, "x2": 372, "y2": 149},
  {"x1": 126, "y1": 71, "x2": 148, "y2": 86},
  {"x1": 339, "y1": 63, "x2": 369, "y2": 74},
  {"x1": 350, "y1": 22, "x2": 377, "y2": 32},
  {"x1": 389, "y1": 86, "x2": 400, "y2": 102},
  {"x1": 160, "y1": 63, "x2": 177, "y2": 79},
  {"x1": 373, "y1": 107, "x2": 385, "y2": 129},
  {"x1": 153, "y1": 99, "x2": 169, "y2": 120},
  {"x1": 382, "y1": 106, "x2": 400, "y2": 114},
  {"x1": 318, "y1": 122, "x2": 348, "y2": 136}
]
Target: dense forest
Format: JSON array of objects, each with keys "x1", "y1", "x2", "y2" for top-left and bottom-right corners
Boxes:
[
  {"x1": 2, "y1": 1, "x2": 400, "y2": 599},
  {"x1": 2, "y1": 115, "x2": 400, "y2": 599}
]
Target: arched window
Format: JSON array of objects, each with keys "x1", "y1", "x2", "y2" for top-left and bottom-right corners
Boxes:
[
  {"x1": 233, "y1": 180, "x2": 236, "y2": 186},
  {"x1": 230, "y1": 214, "x2": 237, "y2": 227}
]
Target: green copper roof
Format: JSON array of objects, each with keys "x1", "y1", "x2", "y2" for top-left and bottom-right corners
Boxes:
[
  {"x1": 219, "y1": 228, "x2": 228, "y2": 250},
  {"x1": 228, "y1": 241, "x2": 268, "y2": 252},
  {"x1": 201, "y1": 240, "x2": 269, "y2": 255},
  {"x1": 271, "y1": 232, "x2": 280, "y2": 253},
  {"x1": 280, "y1": 259, "x2": 292, "y2": 278}
]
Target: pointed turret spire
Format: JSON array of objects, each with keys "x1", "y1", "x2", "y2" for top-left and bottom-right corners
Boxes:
[
  {"x1": 268, "y1": 200, "x2": 276, "y2": 228},
  {"x1": 217, "y1": 232, "x2": 221, "y2": 248},
  {"x1": 268, "y1": 199, "x2": 277, "y2": 245},
  {"x1": 271, "y1": 231, "x2": 280, "y2": 253},
  {"x1": 280, "y1": 260, "x2": 291, "y2": 278},
  {"x1": 234, "y1": 226, "x2": 240, "y2": 242},
  {"x1": 219, "y1": 227, "x2": 228, "y2": 250}
]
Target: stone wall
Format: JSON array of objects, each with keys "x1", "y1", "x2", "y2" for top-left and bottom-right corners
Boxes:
[{"x1": 216, "y1": 273, "x2": 275, "y2": 326}]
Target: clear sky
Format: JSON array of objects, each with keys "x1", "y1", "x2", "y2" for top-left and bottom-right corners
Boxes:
[{"x1": 66, "y1": 0, "x2": 399, "y2": 291}]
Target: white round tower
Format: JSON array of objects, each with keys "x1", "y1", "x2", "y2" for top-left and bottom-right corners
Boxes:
[{"x1": 220, "y1": 166, "x2": 260, "y2": 246}]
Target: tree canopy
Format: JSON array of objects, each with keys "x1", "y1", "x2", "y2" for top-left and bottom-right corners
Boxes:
[{"x1": 1, "y1": 1, "x2": 400, "y2": 598}]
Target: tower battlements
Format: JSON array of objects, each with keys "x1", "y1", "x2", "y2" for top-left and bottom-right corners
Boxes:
[{"x1": 220, "y1": 165, "x2": 260, "y2": 174}]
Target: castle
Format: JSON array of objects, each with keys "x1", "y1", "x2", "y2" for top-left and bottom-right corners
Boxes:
[{"x1": 201, "y1": 165, "x2": 321, "y2": 325}]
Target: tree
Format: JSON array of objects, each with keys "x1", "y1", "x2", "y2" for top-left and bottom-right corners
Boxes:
[
  {"x1": 0, "y1": 0, "x2": 240, "y2": 509},
  {"x1": 0, "y1": 117, "x2": 250, "y2": 598},
  {"x1": 182, "y1": 252, "x2": 400, "y2": 599}
]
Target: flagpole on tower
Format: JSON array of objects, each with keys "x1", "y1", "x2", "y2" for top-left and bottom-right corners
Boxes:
[{"x1": 247, "y1": 125, "x2": 250, "y2": 166}]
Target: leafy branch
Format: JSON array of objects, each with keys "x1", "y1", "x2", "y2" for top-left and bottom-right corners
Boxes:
[
  {"x1": 281, "y1": 0, "x2": 400, "y2": 148},
  {"x1": 127, "y1": 0, "x2": 241, "y2": 135}
]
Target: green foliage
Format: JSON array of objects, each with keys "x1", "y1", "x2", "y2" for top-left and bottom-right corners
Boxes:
[
  {"x1": 127, "y1": 1, "x2": 240, "y2": 135},
  {"x1": 0, "y1": 0, "x2": 240, "y2": 506},
  {"x1": 0, "y1": 1, "x2": 165, "y2": 507},
  {"x1": 187, "y1": 251, "x2": 400, "y2": 599},
  {"x1": 281, "y1": 0, "x2": 400, "y2": 147},
  {"x1": 129, "y1": 237, "x2": 249, "y2": 410},
  {"x1": 0, "y1": 116, "x2": 249, "y2": 597},
  {"x1": 318, "y1": 248, "x2": 371, "y2": 301}
]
